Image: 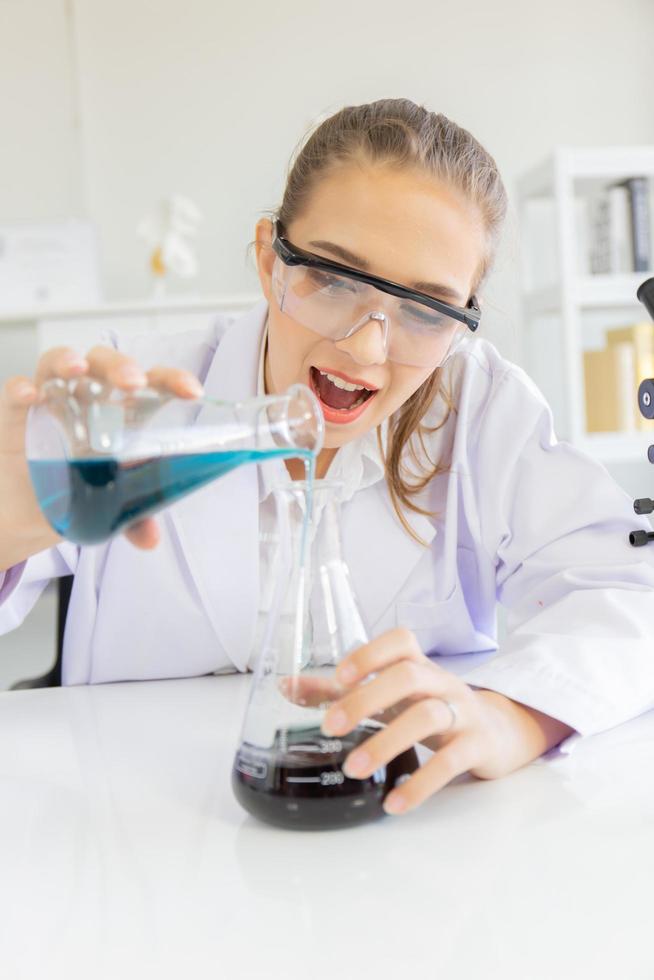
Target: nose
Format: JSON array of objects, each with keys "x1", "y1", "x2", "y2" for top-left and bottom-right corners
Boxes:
[{"x1": 334, "y1": 312, "x2": 388, "y2": 366}]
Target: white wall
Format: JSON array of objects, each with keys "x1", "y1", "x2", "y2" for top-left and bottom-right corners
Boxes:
[
  {"x1": 0, "y1": 0, "x2": 81, "y2": 219},
  {"x1": 2, "y1": 0, "x2": 654, "y2": 366}
]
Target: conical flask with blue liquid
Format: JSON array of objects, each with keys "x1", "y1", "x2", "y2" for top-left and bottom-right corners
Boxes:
[
  {"x1": 232, "y1": 479, "x2": 419, "y2": 830},
  {"x1": 26, "y1": 376, "x2": 323, "y2": 545}
]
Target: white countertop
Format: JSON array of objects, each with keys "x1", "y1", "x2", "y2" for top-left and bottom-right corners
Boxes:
[{"x1": 0, "y1": 674, "x2": 652, "y2": 980}]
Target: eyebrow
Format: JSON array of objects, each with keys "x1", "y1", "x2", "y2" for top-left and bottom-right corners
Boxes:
[{"x1": 307, "y1": 239, "x2": 465, "y2": 304}]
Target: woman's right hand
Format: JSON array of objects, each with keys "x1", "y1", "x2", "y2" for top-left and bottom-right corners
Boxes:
[{"x1": 0, "y1": 345, "x2": 204, "y2": 570}]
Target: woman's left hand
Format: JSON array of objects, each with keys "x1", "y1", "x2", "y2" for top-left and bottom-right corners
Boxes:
[{"x1": 318, "y1": 628, "x2": 521, "y2": 816}]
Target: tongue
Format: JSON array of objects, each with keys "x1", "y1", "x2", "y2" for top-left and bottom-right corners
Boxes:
[{"x1": 314, "y1": 370, "x2": 365, "y2": 410}]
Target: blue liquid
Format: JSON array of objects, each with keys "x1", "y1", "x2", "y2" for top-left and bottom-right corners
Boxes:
[{"x1": 29, "y1": 448, "x2": 314, "y2": 545}]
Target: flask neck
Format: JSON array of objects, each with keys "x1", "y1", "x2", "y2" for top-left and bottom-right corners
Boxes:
[{"x1": 272, "y1": 478, "x2": 369, "y2": 663}]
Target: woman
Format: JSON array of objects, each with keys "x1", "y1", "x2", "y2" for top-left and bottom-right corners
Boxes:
[{"x1": 1, "y1": 99, "x2": 653, "y2": 817}]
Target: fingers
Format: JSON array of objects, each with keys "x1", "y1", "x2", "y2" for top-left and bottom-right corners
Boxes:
[
  {"x1": 33, "y1": 345, "x2": 204, "y2": 401},
  {"x1": 84, "y1": 349, "x2": 202, "y2": 398},
  {"x1": 146, "y1": 366, "x2": 203, "y2": 399},
  {"x1": 383, "y1": 736, "x2": 478, "y2": 815},
  {"x1": 83, "y1": 346, "x2": 148, "y2": 389},
  {"x1": 0, "y1": 375, "x2": 40, "y2": 413},
  {"x1": 335, "y1": 627, "x2": 424, "y2": 686},
  {"x1": 33, "y1": 347, "x2": 89, "y2": 389},
  {"x1": 342, "y1": 698, "x2": 458, "y2": 780},
  {"x1": 123, "y1": 517, "x2": 161, "y2": 550},
  {"x1": 323, "y1": 657, "x2": 451, "y2": 736},
  {"x1": 0, "y1": 376, "x2": 44, "y2": 454},
  {"x1": 34, "y1": 344, "x2": 143, "y2": 391}
]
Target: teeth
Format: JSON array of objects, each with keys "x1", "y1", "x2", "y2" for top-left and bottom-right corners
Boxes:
[{"x1": 320, "y1": 370, "x2": 365, "y2": 392}]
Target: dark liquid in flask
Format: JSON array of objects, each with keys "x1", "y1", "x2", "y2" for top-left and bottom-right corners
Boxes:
[
  {"x1": 28, "y1": 448, "x2": 310, "y2": 545},
  {"x1": 232, "y1": 725, "x2": 420, "y2": 831}
]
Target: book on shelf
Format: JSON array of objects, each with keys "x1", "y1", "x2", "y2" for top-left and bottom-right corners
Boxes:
[
  {"x1": 583, "y1": 343, "x2": 637, "y2": 433},
  {"x1": 584, "y1": 321, "x2": 654, "y2": 434},
  {"x1": 606, "y1": 321, "x2": 654, "y2": 432},
  {"x1": 617, "y1": 176, "x2": 651, "y2": 272},
  {"x1": 586, "y1": 175, "x2": 651, "y2": 275},
  {"x1": 588, "y1": 194, "x2": 610, "y2": 274},
  {"x1": 608, "y1": 183, "x2": 632, "y2": 272}
]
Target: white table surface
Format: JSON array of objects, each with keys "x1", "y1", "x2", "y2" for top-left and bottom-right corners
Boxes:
[{"x1": 0, "y1": 674, "x2": 652, "y2": 980}]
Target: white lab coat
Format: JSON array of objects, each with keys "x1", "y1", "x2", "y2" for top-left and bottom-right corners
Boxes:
[{"x1": 1, "y1": 298, "x2": 654, "y2": 749}]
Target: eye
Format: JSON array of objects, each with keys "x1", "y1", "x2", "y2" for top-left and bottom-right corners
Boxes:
[
  {"x1": 307, "y1": 269, "x2": 358, "y2": 294},
  {"x1": 400, "y1": 301, "x2": 449, "y2": 330}
]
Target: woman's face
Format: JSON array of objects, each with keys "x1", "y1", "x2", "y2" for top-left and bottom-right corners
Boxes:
[{"x1": 255, "y1": 163, "x2": 485, "y2": 450}]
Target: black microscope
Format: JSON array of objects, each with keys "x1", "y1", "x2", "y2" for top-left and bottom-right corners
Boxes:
[{"x1": 629, "y1": 276, "x2": 654, "y2": 547}]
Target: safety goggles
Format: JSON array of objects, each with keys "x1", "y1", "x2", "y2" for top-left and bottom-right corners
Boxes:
[{"x1": 270, "y1": 221, "x2": 480, "y2": 368}]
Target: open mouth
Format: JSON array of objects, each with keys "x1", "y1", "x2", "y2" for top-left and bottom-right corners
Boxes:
[{"x1": 309, "y1": 366, "x2": 378, "y2": 423}]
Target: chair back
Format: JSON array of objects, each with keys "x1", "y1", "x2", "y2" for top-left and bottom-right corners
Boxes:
[{"x1": 9, "y1": 575, "x2": 72, "y2": 689}]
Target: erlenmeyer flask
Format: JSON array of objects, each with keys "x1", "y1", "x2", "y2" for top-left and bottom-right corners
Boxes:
[
  {"x1": 25, "y1": 377, "x2": 322, "y2": 545},
  {"x1": 232, "y1": 479, "x2": 419, "y2": 830}
]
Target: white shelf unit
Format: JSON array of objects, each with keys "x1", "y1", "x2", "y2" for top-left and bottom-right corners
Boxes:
[
  {"x1": 516, "y1": 146, "x2": 654, "y2": 464},
  {"x1": 0, "y1": 294, "x2": 261, "y2": 386},
  {"x1": 0, "y1": 293, "x2": 260, "y2": 327}
]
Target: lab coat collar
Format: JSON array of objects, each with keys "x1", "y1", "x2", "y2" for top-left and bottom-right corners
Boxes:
[
  {"x1": 167, "y1": 298, "x2": 268, "y2": 672},
  {"x1": 169, "y1": 296, "x2": 436, "y2": 669}
]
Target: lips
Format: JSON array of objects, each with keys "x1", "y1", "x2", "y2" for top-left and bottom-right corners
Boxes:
[{"x1": 309, "y1": 366, "x2": 379, "y2": 425}]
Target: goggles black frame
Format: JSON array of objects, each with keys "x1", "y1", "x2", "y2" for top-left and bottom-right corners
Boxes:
[{"x1": 271, "y1": 220, "x2": 481, "y2": 332}]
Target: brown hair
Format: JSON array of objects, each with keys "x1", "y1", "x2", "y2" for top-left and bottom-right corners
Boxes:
[{"x1": 256, "y1": 98, "x2": 508, "y2": 542}]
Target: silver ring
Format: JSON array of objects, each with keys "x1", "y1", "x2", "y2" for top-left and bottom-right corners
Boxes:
[{"x1": 438, "y1": 698, "x2": 458, "y2": 733}]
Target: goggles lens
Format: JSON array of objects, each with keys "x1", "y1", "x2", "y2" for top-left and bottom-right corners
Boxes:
[{"x1": 272, "y1": 258, "x2": 469, "y2": 367}]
